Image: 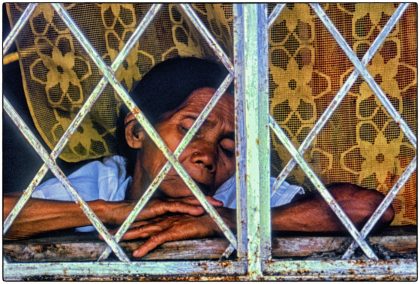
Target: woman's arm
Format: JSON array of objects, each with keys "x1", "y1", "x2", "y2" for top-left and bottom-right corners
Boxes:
[
  {"x1": 3, "y1": 194, "x2": 211, "y2": 240},
  {"x1": 271, "y1": 183, "x2": 394, "y2": 232},
  {"x1": 117, "y1": 183, "x2": 395, "y2": 258},
  {"x1": 4, "y1": 194, "x2": 113, "y2": 239}
]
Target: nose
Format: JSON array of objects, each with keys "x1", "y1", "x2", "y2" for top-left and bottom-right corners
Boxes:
[{"x1": 190, "y1": 142, "x2": 216, "y2": 173}]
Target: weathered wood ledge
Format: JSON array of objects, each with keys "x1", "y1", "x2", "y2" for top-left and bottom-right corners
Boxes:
[{"x1": 4, "y1": 228, "x2": 416, "y2": 262}]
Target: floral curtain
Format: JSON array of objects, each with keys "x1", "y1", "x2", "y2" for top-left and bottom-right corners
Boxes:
[{"x1": 6, "y1": 3, "x2": 416, "y2": 225}]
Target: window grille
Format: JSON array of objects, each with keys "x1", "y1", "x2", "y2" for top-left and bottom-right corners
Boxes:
[{"x1": 3, "y1": 3, "x2": 417, "y2": 280}]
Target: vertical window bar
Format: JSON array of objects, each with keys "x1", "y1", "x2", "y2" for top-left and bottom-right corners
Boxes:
[
  {"x1": 179, "y1": 4, "x2": 234, "y2": 73},
  {"x1": 3, "y1": 98, "x2": 130, "y2": 262},
  {"x1": 98, "y1": 73, "x2": 234, "y2": 261},
  {"x1": 234, "y1": 4, "x2": 271, "y2": 278},
  {"x1": 269, "y1": 116, "x2": 378, "y2": 260},
  {"x1": 256, "y1": 3, "x2": 271, "y2": 264},
  {"x1": 267, "y1": 4, "x2": 285, "y2": 28},
  {"x1": 342, "y1": 156, "x2": 417, "y2": 259},
  {"x1": 3, "y1": 3, "x2": 38, "y2": 54},
  {"x1": 310, "y1": 4, "x2": 416, "y2": 148},
  {"x1": 3, "y1": 3, "x2": 162, "y2": 236},
  {"x1": 233, "y1": 4, "x2": 247, "y2": 260},
  {"x1": 272, "y1": 3, "x2": 410, "y2": 193},
  {"x1": 51, "y1": 3, "x2": 238, "y2": 249}
]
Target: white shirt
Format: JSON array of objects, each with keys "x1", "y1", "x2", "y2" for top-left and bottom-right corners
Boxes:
[{"x1": 32, "y1": 155, "x2": 304, "y2": 232}]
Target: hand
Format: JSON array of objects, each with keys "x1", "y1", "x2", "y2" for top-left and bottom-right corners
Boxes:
[
  {"x1": 138, "y1": 195, "x2": 223, "y2": 219},
  {"x1": 118, "y1": 214, "x2": 220, "y2": 258},
  {"x1": 109, "y1": 196, "x2": 223, "y2": 225}
]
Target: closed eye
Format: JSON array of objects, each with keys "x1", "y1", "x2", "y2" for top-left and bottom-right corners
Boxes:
[
  {"x1": 220, "y1": 138, "x2": 235, "y2": 158},
  {"x1": 178, "y1": 117, "x2": 195, "y2": 134}
]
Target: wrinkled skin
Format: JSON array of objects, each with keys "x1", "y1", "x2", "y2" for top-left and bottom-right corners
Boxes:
[
  {"x1": 121, "y1": 88, "x2": 395, "y2": 258},
  {"x1": 114, "y1": 184, "x2": 394, "y2": 258},
  {"x1": 120, "y1": 87, "x2": 237, "y2": 257},
  {"x1": 124, "y1": 87, "x2": 236, "y2": 199},
  {"x1": 3, "y1": 193, "x2": 222, "y2": 240}
]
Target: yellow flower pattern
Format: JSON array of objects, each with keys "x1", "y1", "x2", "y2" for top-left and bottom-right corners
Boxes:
[
  {"x1": 280, "y1": 4, "x2": 313, "y2": 32},
  {"x1": 358, "y1": 132, "x2": 401, "y2": 184},
  {"x1": 354, "y1": 3, "x2": 396, "y2": 26},
  {"x1": 359, "y1": 54, "x2": 400, "y2": 101},
  {"x1": 108, "y1": 44, "x2": 142, "y2": 91},
  {"x1": 42, "y1": 47, "x2": 80, "y2": 95},
  {"x1": 271, "y1": 58, "x2": 313, "y2": 112}
]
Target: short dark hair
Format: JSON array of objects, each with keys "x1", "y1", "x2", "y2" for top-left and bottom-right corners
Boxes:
[{"x1": 117, "y1": 57, "x2": 231, "y2": 174}]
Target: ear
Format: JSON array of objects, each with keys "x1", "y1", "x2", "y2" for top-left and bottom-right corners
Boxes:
[{"x1": 124, "y1": 113, "x2": 145, "y2": 149}]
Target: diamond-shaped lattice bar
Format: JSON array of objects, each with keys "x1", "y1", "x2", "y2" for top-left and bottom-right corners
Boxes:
[
  {"x1": 3, "y1": 3, "x2": 38, "y2": 55},
  {"x1": 269, "y1": 116, "x2": 378, "y2": 260},
  {"x1": 310, "y1": 4, "x2": 416, "y2": 147},
  {"x1": 271, "y1": 3, "x2": 410, "y2": 195},
  {"x1": 3, "y1": 98, "x2": 130, "y2": 262},
  {"x1": 179, "y1": 4, "x2": 234, "y2": 73},
  {"x1": 268, "y1": 4, "x2": 286, "y2": 28},
  {"x1": 51, "y1": 3, "x2": 238, "y2": 250},
  {"x1": 98, "y1": 73, "x2": 234, "y2": 261},
  {"x1": 342, "y1": 156, "x2": 417, "y2": 259},
  {"x1": 3, "y1": 4, "x2": 162, "y2": 238}
]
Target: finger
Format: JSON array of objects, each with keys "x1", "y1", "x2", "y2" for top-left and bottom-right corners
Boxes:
[
  {"x1": 121, "y1": 225, "x2": 164, "y2": 240},
  {"x1": 139, "y1": 201, "x2": 205, "y2": 220},
  {"x1": 132, "y1": 216, "x2": 216, "y2": 258},
  {"x1": 154, "y1": 201, "x2": 205, "y2": 216},
  {"x1": 132, "y1": 229, "x2": 179, "y2": 258},
  {"x1": 130, "y1": 220, "x2": 153, "y2": 228},
  {"x1": 98, "y1": 220, "x2": 154, "y2": 240},
  {"x1": 180, "y1": 196, "x2": 223, "y2": 207},
  {"x1": 121, "y1": 217, "x2": 177, "y2": 240}
]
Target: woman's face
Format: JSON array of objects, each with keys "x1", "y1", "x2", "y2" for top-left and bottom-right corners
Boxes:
[{"x1": 136, "y1": 87, "x2": 235, "y2": 198}]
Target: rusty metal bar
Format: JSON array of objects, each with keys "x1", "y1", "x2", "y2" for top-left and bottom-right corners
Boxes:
[
  {"x1": 3, "y1": 3, "x2": 162, "y2": 236},
  {"x1": 233, "y1": 4, "x2": 247, "y2": 261},
  {"x1": 254, "y1": 2, "x2": 271, "y2": 264},
  {"x1": 179, "y1": 4, "x2": 234, "y2": 73},
  {"x1": 310, "y1": 3, "x2": 416, "y2": 147},
  {"x1": 4, "y1": 260, "x2": 246, "y2": 280},
  {"x1": 272, "y1": 2, "x2": 410, "y2": 194},
  {"x1": 51, "y1": 3, "x2": 237, "y2": 250},
  {"x1": 98, "y1": 73, "x2": 234, "y2": 261},
  {"x1": 4, "y1": 258, "x2": 416, "y2": 280},
  {"x1": 342, "y1": 156, "x2": 417, "y2": 259},
  {"x1": 268, "y1": 4, "x2": 286, "y2": 28},
  {"x1": 3, "y1": 98, "x2": 130, "y2": 262},
  {"x1": 263, "y1": 259, "x2": 416, "y2": 281},
  {"x1": 233, "y1": 4, "x2": 271, "y2": 279},
  {"x1": 3, "y1": 3, "x2": 38, "y2": 55},
  {"x1": 269, "y1": 116, "x2": 378, "y2": 260}
]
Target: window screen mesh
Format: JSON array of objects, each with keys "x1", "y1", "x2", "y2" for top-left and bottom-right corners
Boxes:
[{"x1": 6, "y1": 3, "x2": 416, "y2": 226}]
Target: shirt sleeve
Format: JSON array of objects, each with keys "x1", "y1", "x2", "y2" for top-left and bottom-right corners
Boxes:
[
  {"x1": 31, "y1": 155, "x2": 131, "y2": 232},
  {"x1": 213, "y1": 175, "x2": 305, "y2": 209}
]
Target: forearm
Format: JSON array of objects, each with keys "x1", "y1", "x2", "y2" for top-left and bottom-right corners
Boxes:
[
  {"x1": 271, "y1": 198, "x2": 345, "y2": 232},
  {"x1": 4, "y1": 195, "x2": 120, "y2": 239},
  {"x1": 271, "y1": 184, "x2": 394, "y2": 232}
]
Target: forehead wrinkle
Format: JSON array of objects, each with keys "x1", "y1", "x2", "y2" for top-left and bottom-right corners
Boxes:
[{"x1": 163, "y1": 88, "x2": 234, "y2": 127}]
